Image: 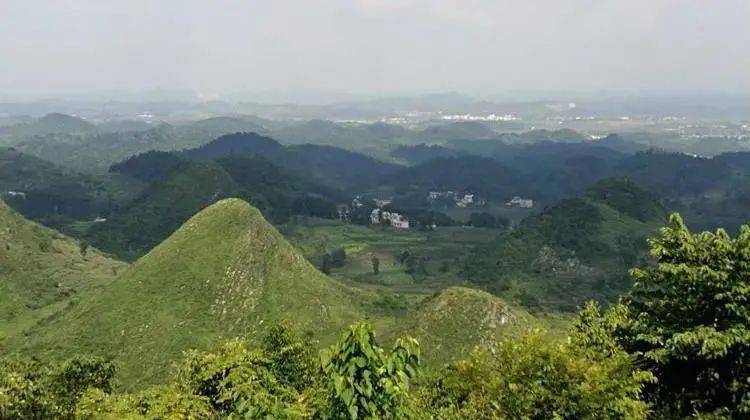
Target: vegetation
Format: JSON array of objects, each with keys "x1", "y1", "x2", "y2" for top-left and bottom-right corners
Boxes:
[
  {"x1": 582, "y1": 214, "x2": 750, "y2": 417},
  {"x1": 2, "y1": 319, "x2": 652, "y2": 419},
  {"x1": 185, "y1": 132, "x2": 401, "y2": 191},
  {"x1": 0, "y1": 199, "x2": 125, "y2": 339},
  {"x1": 5, "y1": 113, "x2": 750, "y2": 418},
  {"x1": 0, "y1": 147, "x2": 143, "y2": 224},
  {"x1": 464, "y1": 179, "x2": 666, "y2": 311}
]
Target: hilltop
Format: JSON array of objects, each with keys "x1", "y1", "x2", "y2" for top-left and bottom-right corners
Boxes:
[
  {"x1": 5, "y1": 199, "x2": 538, "y2": 388},
  {"x1": 98, "y1": 151, "x2": 345, "y2": 259},
  {"x1": 184, "y1": 132, "x2": 402, "y2": 190},
  {"x1": 1, "y1": 113, "x2": 97, "y2": 137},
  {"x1": 395, "y1": 287, "x2": 533, "y2": 365},
  {"x1": 88, "y1": 161, "x2": 243, "y2": 260},
  {"x1": 8, "y1": 199, "x2": 369, "y2": 387},
  {"x1": 0, "y1": 199, "x2": 125, "y2": 338}
]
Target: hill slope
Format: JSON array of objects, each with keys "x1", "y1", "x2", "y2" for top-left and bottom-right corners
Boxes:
[
  {"x1": 5, "y1": 199, "x2": 541, "y2": 389},
  {"x1": 463, "y1": 178, "x2": 667, "y2": 311},
  {"x1": 0, "y1": 200, "x2": 125, "y2": 337},
  {"x1": 88, "y1": 161, "x2": 242, "y2": 260},
  {"x1": 9, "y1": 199, "x2": 368, "y2": 388},
  {"x1": 0, "y1": 147, "x2": 143, "y2": 222},
  {"x1": 396, "y1": 287, "x2": 533, "y2": 365},
  {"x1": 184, "y1": 132, "x2": 402, "y2": 190},
  {"x1": 2, "y1": 113, "x2": 97, "y2": 137}
]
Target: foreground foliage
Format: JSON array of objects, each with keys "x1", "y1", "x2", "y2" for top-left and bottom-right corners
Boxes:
[
  {"x1": 582, "y1": 214, "x2": 750, "y2": 418},
  {"x1": 420, "y1": 331, "x2": 651, "y2": 419},
  {"x1": 2, "y1": 321, "x2": 652, "y2": 419},
  {"x1": 5, "y1": 212, "x2": 749, "y2": 418}
]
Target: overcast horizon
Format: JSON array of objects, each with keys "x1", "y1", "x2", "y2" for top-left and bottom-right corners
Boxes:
[{"x1": 2, "y1": 0, "x2": 749, "y2": 101}]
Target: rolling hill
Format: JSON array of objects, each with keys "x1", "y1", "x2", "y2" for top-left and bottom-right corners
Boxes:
[
  {"x1": 463, "y1": 178, "x2": 668, "y2": 311},
  {"x1": 88, "y1": 161, "x2": 242, "y2": 260},
  {"x1": 185, "y1": 132, "x2": 402, "y2": 190},
  {"x1": 384, "y1": 155, "x2": 523, "y2": 200},
  {"x1": 5, "y1": 199, "x2": 536, "y2": 389},
  {"x1": 0, "y1": 199, "x2": 125, "y2": 339},
  {"x1": 395, "y1": 287, "x2": 533, "y2": 365},
  {"x1": 8, "y1": 199, "x2": 369, "y2": 388},
  {"x1": 0, "y1": 147, "x2": 143, "y2": 223},
  {"x1": 0, "y1": 113, "x2": 97, "y2": 137}
]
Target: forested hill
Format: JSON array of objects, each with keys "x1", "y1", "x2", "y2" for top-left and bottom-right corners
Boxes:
[
  {"x1": 463, "y1": 178, "x2": 668, "y2": 311},
  {"x1": 183, "y1": 132, "x2": 402, "y2": 190}
]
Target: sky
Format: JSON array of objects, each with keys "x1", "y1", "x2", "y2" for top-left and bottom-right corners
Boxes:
[{"x1": 1, "y1": 0, "x2": 749, "y2": 101}]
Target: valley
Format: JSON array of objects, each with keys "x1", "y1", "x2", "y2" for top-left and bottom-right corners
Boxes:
[{"x1": 1, "y1": 96, "x2": 749, "y2": 418}]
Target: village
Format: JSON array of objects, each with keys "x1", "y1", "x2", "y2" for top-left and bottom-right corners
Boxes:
[{"x1": 337, "y1": 192, "x2": 534, "y2": 230}]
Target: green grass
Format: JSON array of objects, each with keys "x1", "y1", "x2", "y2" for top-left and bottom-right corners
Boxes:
[
  {"x1": 0, "y1": 199, "x2": 126, "y2": 340},
  {"x1": 2, "y1": 199, "x2": 551, "y2": 390}
]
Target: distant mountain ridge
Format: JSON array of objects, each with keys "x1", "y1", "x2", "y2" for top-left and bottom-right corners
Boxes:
[{"x1": 184, "y1": 132, "x2": 402, "y2": 190}]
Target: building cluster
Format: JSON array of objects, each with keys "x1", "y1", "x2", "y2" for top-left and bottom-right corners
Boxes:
[
  {"x1": 506, "y1": 196, "x2": 534, "y2": 208},
  {"x1": 427, "y1": 191, "x2": 485, "y2": 208},
  {"x1": 371, "y1": 209, "x2": 409, "y2": 229},
  {"x1": 344, "y1": 195, "x2": 411, "y2": 229}
]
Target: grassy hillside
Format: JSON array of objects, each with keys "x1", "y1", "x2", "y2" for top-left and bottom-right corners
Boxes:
[
  {"x1": 5, "y1": 199, "x2": 540, "y2": 390},
  {"x1": 394, "y1": 287, "x2": 534, "y2": 365},
  {"x1": 8, "y1": 199, "x2": 369, "y2": 388},
  {"x1": 0, "y1": 199, "x2": 125, "y2": 339}
]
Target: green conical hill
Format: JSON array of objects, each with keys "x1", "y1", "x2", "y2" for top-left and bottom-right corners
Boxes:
[{"x1": 10, "y1": 199, "x2": 367, "y2": 387}]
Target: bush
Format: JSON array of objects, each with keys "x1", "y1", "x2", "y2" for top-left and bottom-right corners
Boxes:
[{"x1": 420, "y1": 331, "x2": 651, "y2": 419}]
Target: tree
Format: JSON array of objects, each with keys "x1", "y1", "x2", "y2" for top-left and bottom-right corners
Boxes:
[
  {"x1": 611, "y1": 214, "x2": 750, "y2": 417},
  {"x1": 321, "y1": 322, "x2": 419, "y2": 419},
  {"x1": 371, "y1": 255, "x2": 380, "y2": 275},
  {"x1": 469, "y1": 212, "x2": 496, "y2": 228},
  {"x1": 420, "y1": 331, "x2": 651, "y2": 419},
  {"x1": 0, "y1": 356, "x2": 115, "y2": 419},
  {"x1": 330, "y1": 247, "x2": 347, "y2": 268},
  {"x1": 79, "y1": 240, "x2": 89, "y2": 258},
  {"x1": 579, "y1": 214, "x2": 750, "y2": 417},
  {"x1": 321, "y1": 253, "x2": 332, "y2": 274},
  {"x1": 261, "y1": 323, "x2": 317, "y2": 391}
]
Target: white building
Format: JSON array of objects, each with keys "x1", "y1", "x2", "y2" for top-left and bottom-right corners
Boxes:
[
  {"x1": 456, "y1": 194, "x2": 474, "y2": 208},
  {"x1": 506, "y1": 196, "x2": 533, "y2": 208},
  {"x1": 372, "y1": 209, "x2": 409, "y2": 229},
  {"x1": 6, "y1": 191, "x2": 26, "y2": 199},
  {"x1": 370, "y1": 209, "x2": 381, "y2": 224},
  {"x1": 427, "y1": 191, "x2": 456, "y2": 201},
  {"x1": 383, "y1": 211, "x2": 410, "y2": 229}
]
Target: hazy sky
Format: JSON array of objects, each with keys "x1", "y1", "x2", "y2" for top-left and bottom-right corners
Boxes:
[{"x1": 1, "y1": 0, "x2": 749, "y2": 99}]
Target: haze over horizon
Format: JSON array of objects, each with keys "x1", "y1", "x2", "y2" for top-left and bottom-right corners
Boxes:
[{"x1": 2, "y1": 0, "x2": 749, "y2": 102}]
